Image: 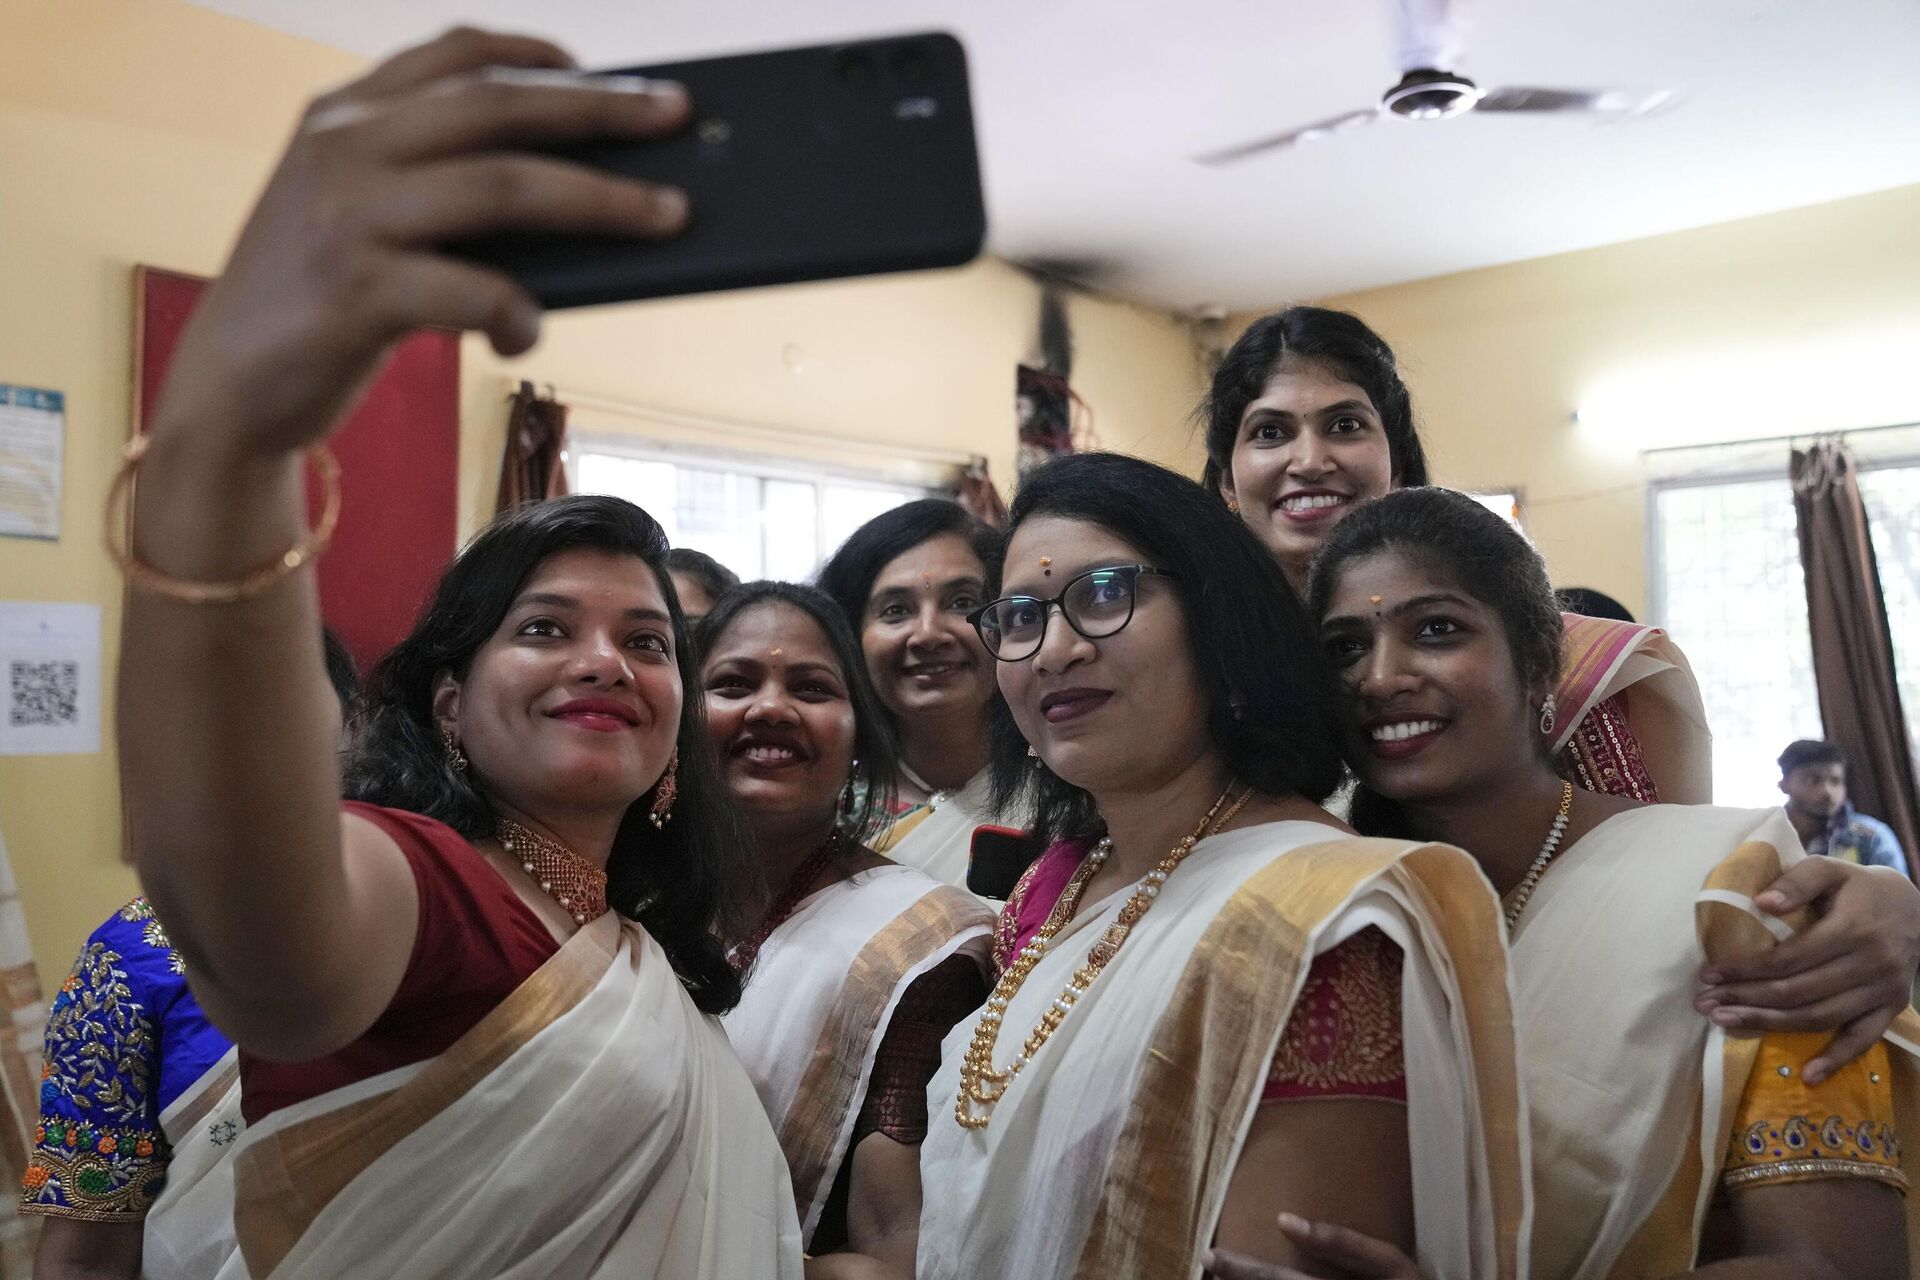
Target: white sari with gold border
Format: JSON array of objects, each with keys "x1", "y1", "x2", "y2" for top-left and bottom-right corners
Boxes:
[
  {"x1": 874, "y1": 770, "x2": 998, "y2": 890},
  {"x1": 217, "y1": 913, "x2": 804, "y2": 1279},
  {"x1": 141, "y1": 1049, "x2": 242, "y2": 1280},
  {"x1": 1511, "y1": 803, "x2": 1920, "y2": 1278},
  {"x1": 724, "y1": 863, "x2": 992, "y2": 1238},
  {"x1": 916, "y1": 819, "x2": 1530, "y2": 1280}
]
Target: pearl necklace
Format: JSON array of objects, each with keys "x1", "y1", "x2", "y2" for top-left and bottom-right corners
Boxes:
[
  {"x1": 955, "y1": 782, "x2": 1253, "y2": 1131},
  {"x1": 896, "y1": 760, "x2": 950, "y2": 808},
  {"x1": 1500, "y1": 780, "x2": 1575, "y2": 930},
  {"x1": 497, "y1": 819, "x2": 610, "y2": 926}
]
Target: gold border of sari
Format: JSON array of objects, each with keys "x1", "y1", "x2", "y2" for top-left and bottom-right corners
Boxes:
[
  {"x1": 1557, "y1": 615, "x2": 1659, "y2": 741},
  {"x1": 231, "y1": 913, "x2": 620, "y2": 1277},
  {"x1": 778, "y1": 886, "x2": 991, "y2": 1222},
  {"x1": 1556, "y1": 615, "x2": 1713, "y2": 806},
  {"x1": 1071, "y1": 839, "x2": 1527, "y2": 1280},
  {"x1": 162, "y1": 1051, "x2": 239, "y2": 1141}
]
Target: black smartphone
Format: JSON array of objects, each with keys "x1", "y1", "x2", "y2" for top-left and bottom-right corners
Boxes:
[
  {"x1": 969, "y1": 824, "x2": 1044, "y2": 901},
  {"x1": 455, "y1": 32, "x2": 987, "y2": 309}
]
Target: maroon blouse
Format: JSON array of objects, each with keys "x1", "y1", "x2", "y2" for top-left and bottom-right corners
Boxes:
[{"x1": 239, "y1": 802, "x2": 559, "y2": 1124}]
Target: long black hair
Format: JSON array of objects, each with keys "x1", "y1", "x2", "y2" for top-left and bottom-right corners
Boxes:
[
  {"x1": 1307, "y1": 486, "x2": 1566, "y2": 836},
  {"x1": 1201, "y1": 305, "x2": 1431, "y2": 493},
  {"x1": 816, "y1": 498, "x2": 1002, "y2": 634},
  {"x1": 695, "y1": 581, "x2": 901, "y2": 846},
  {"x1": 346, "y1": 495, "x2": 752, "y2": 1014},
  {"x1": 987, "y1": 452, "x2": 1347, "y2": 845}
]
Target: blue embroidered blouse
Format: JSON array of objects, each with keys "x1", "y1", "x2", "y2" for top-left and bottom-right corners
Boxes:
[{"x1": 19, "y1": 898, "x2": 232, "y2": 1221}]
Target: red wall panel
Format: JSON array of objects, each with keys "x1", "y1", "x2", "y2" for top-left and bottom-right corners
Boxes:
[{"x1": 134, "y1": 267, "x2": 460, "y2": 672}]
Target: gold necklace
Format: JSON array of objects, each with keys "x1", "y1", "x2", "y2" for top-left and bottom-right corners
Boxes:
[
  {"x1": 955, "y1": 782, "x2": 1253, "y2": 1130},
  {"x1": 497, "y1": 818, "x2": 610, "y2": 926},
  {"x1": 1500, "y1": 779, "x2": 1575, "y2": 930}
]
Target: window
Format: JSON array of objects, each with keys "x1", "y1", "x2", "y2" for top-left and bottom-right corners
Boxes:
[
  {"x1": 1861, "y1": 466, "x2": 1920, "y2": 741},
  {"x1": 1649, "y1": 454, "x2": 1920, "y2": 807},
  {"x1": 1468, "y1": 490, "x2": 1523, "y2": 528},
  {"x1": 571, "y1": 438, "x2": 938, "y2": 582}
]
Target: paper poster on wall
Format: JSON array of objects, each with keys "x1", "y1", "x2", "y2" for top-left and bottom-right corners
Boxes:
[
  {"x1": 0, "y1": 385, "x2": 64, "y2": 540},
  {"x1": 0, "y1": 602, "x2": 101, "y2": 756}
]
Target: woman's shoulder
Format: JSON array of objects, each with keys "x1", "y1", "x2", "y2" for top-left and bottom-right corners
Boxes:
[
  {"x1": 1592, "y1": 802, "x2": 1796, "y2": 848},
  {"x1": 1569, "y1": 804, "x2": 1803, "y2": 895},
  {"x1": 848, "y1": 855, "x2": 996, "y2": 926},
  {"x1": 343, "y1": 800, "x2": 475, "y2": 853}
]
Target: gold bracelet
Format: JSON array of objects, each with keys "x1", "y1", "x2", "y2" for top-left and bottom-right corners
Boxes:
[{"x1": 104, "y1": 434, "x2": 342, "y2": 605}]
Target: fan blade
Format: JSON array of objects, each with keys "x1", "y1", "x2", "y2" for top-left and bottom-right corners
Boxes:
[
  {"x1": 1476, "y1": 85, "x2": 1673, "y2": 115},
  {"x1": 1194, "y1": 109, "x2": 1378, "y2": 166},
  {"x1": 1395, "y1": 0, "x2": 1467, "y2": 74}
]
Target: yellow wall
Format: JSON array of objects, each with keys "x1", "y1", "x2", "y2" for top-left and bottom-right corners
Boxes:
[
  {"x1": 0, "y1": 0, "x2": 1203, "y2": 988},
  {"x1": 1297, "y1": 182, "x2": 1920, "y2": 614}
]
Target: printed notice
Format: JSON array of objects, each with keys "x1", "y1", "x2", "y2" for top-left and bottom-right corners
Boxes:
[
  {"x1": 0, "y1": 602, "x2": 101, "y2": 756},
  {"x1": 0, "y1": 385, "x2": 64, "y2": 540}
]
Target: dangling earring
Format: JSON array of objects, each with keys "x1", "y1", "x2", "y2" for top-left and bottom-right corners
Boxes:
[
  {"x1": 649, "y1": 748, "x2": 679, "y2": 829},
  {"x1": 1027, "y1": 744, "x2": 1044, "y2": 769},
  {"x1": 839, "y1": 760, "x2": 861, "y2": 820},
  {"x1": 440, "y1": 726, "x2": 467, "y2": 775},
  {"x1": 1538, "y1": 694, "x2": 1558, "y2": 737}
]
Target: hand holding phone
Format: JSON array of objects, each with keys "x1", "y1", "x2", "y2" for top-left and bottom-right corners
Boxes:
[
  {"x1": 454, "y1": 33, "x2": 987, "y2": 309},
  {"x1": 150, "y1": 27, "x2": 693, "y2": 460}
]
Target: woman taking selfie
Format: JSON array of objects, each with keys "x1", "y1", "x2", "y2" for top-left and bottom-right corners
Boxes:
[
  {"x1": 115, "y1": 28, "x2": 800, "y2": 1278},
  {"x1": 914, "y1": 454, "x2": 1526, "y2": 1280},
  {"x1": 699, "y1": 583, "x2": 992, "y2": 1275},
  {"x1": 1201, "y1": 307, "x2": 1920, "y2": 1078},
  {"x1": 1222, "y1": 488, "x2": 1914, "y2": 1280},
  {"x1": 819, "y1": 501, "x2": 1013, "y2": 890}
]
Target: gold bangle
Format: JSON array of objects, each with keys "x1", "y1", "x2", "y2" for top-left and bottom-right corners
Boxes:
[{"x1": 104, "y1": 434, "x2": 342, "y2": 605}]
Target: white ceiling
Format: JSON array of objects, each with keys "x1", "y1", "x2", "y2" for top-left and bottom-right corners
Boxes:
[{"x1": 189, "y1": 0, "x2": 1920, "y2": 311}]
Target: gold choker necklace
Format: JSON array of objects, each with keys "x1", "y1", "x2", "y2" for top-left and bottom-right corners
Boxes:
[{"x1": 497, "y1": 819, "x2": 610, "y2": 926}]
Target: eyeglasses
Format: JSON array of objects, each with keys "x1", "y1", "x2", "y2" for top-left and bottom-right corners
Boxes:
[{"x1": 967, "y1": 564, "x2": 1177, "y2": 662}]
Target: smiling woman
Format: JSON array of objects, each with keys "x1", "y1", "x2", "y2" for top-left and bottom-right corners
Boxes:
[
  {"x1": 818, "y1": 499, "x2": 1015, "y2": 890},
  {"x1": 1309, "y1": 487, "x2": 1920, "y2": 1279},
  {"x1": 695, "y1": 584, "x2": 993, "y2": 1277},
  {"x1": 916, "y1": 453, "x2": 1528, "y2": 1280},
  {"x1": 108, "y1": 29, "x2": 807, "y2": 1278}
]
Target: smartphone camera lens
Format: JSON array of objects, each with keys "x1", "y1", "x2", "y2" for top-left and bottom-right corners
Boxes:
[
  {"x1": 833, "y1": 49, "x2": 875, "y2": 89},
  {"x1": 890, "y1": 44, "x2": 932, "y2": 87}
]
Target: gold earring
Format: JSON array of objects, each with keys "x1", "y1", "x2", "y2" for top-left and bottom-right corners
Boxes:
[
  {"x1": 1225, "y1": 497, "x2": 1241, "y2": 515},
  {"x1": 649, "y1": 748, "x2": 680, "y2": 829},
  {"x1": 440, "y1": 726, "x2": 467, "y2": 775}
]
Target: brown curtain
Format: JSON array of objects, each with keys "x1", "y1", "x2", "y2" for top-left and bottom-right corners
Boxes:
[
  {"x1": 1792, "y1": 437, "x2": 1920, "y2": 869},
  {"x1": 958, "y1": 459, "x2": 1008, "y2": 528},
  {"x1": 494, "y1": 381, "x2": 571, "y2": 515}
]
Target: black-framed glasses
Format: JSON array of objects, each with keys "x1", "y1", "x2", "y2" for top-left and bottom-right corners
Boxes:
[{"x1": 967, "y1": 564, "x2": 1178, "y2": 662}]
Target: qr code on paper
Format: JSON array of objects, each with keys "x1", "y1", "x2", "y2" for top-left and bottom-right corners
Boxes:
[{"x1": 10, "y1": 660, "x2": 79, "y2": 728}]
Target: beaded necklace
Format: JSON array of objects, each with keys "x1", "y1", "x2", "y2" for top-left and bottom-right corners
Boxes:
[
  {"x1": 496, "y1": 818, "x2": 610, "y2": 926},
  {"x1": 728, "y1": 828, "x2": 846, "y2": 974},
  {"x1": 955, "y1": 782, "x2": 1253, "y2": 1130}
]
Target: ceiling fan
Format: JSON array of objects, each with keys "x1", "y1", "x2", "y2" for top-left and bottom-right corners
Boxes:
[{"x1": 1195, "y1": 0, "x2": 1673, "y2": 166}]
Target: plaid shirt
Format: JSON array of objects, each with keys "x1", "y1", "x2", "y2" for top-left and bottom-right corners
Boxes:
[{"x1": 1805, "y1": 802, "x2": 1911, "y2": 878}]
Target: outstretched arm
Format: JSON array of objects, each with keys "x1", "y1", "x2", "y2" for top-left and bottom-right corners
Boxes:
[{"x1": 119, "y1": 27, "x2": 692, "y2": 1057}]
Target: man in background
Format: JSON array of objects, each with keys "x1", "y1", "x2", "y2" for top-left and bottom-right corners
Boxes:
[{"x1": 1779, "y1": 738, "x2": 1911, "y2": 877}]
